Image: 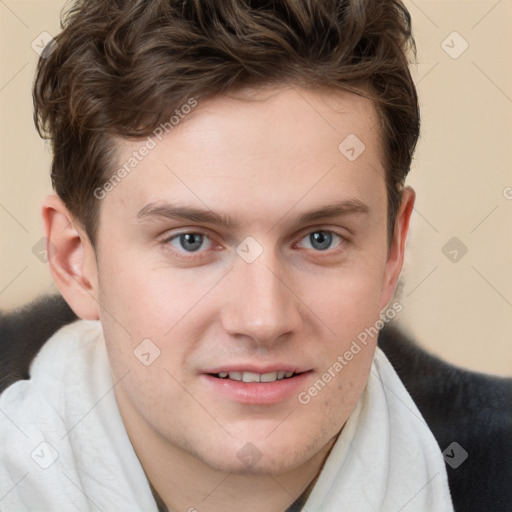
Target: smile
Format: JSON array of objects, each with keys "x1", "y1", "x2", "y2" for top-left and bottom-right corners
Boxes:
[{"x1": 203, "y1": 369, "x2": 311, "y2": 405}]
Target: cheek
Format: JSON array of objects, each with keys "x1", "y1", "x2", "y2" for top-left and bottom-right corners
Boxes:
[
  {"x1": 97, "y1": 262, "x2": 195, "y2": 430},
  {"x1": 297, "y1": 263, "x2": 384, "y2": 394},
  {"x1": 97, "y1": 249, "x2": 198, "y2": 334},
  {"x1": 299, "y1": 262, "x2": 385, "y2": 335},
  {"x1": 96, "y1": 250, "x2": 223, "y2": 391}
]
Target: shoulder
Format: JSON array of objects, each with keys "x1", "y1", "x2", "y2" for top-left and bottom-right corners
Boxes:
[
  {"x1": 0, "y1": 318, "x2": 104, "y2": 410},
  {"x1": 378, "y1": 324, "x2": 512, "y2": 512},
  {"x1": 0, "y1": 314, "x2": 153, "y2": 511},
  {"x1": 0, "y1": 316, "x2": 105, "y2": 445}
]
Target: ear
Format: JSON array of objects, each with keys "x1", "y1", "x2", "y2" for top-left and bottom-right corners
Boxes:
[
  {"x1": 41, "y1": 195, "x2": 100, "y2": 320},
  {"x1": 379, "y1": 186, "x2": 415, "y2": 310}
]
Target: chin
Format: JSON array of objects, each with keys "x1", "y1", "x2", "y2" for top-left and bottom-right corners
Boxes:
[
  {"x1": 192, "y1": 433, "x2": 327, "y2": 476},
  {"x1": 203, "y1": 452, "x2": 302, "y2": 476}
]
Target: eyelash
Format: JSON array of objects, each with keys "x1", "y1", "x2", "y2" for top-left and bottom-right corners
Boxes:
[{"x1": 161, "y1": 228, "x2": 347, "y2": 260}]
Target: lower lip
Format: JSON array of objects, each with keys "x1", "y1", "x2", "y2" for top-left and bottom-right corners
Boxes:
[{"x1": 201, "y1": 372, "x2": 311, "y2": 405}]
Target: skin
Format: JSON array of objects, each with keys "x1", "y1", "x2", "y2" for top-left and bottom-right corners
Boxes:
[{"x1": 43, "y1": 85, "x2": 415, "y2": 512}]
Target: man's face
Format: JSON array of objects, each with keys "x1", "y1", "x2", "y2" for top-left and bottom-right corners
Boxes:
[{"x1": 94, "y1": 86, "x2": 397, "y2": 475}]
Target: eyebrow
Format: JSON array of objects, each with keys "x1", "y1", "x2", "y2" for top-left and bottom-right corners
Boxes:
[
  {"x1": 136, "y1": 199, "x2": 370, "y2": 229},
  {"x1": 137, "y1": 203, "x2": 238, "y2": 229},
  {"x1": 297, "y1": 199, "x2": 369, "y2": 224}
]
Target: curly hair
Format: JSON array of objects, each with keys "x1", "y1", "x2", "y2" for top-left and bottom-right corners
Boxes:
[{"x1": 33, "y1": 0, "x2": 420, "y2": 244}]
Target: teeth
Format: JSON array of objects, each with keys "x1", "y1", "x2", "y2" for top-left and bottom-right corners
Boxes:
[
  {"x1": 260, "y1": 372, "x2": 278, "y2": 383},
  {"x1": 216, "y1": 371, "x2": 296, "y2": 382},
  {"x1": 242, "y1": 371, "x2": 260, "y2": 383}
]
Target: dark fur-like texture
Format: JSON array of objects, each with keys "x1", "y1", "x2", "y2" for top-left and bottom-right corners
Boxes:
[{"x1": 1, "y1": 295, "x2": 511, "y2": 511}]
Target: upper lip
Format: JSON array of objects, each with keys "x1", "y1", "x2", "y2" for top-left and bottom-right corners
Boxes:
[{"x1": 204, "y1": 364, "x2": 311, "y2": 375}]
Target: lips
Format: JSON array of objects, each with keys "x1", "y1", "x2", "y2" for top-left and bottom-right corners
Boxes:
[{"x1": 202, "y1": 364, "x2": 312, "y2": 404}]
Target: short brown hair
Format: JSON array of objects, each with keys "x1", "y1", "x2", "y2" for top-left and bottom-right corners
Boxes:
[{"x1": 33, "y1": 0, "x2": 419, "y2": 244}]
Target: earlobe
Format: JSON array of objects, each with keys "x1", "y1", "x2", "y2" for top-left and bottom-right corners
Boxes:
[
  {"x1": 379, "y1": 186, "x2": 415, "y2": 310},
  {"x1": 42, "y1": 195, "x2": 100, "y2": 320}
]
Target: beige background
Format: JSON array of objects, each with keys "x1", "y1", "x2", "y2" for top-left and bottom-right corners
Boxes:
[{"x1": 1, "y1": 1, "x2": 511, "y2": 376}]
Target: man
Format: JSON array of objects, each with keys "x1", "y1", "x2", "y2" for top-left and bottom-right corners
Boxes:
[{"x1": 0, "y1": 1, "x2": 454, "y2": 510}]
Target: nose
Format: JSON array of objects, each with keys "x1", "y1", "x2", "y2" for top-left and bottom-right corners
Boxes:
[{"x1": 220, "y1": 253, "x2": 302, "y2": 347}]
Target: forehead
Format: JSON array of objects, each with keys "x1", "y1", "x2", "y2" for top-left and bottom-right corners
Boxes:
[{"x1": 105, "y1": 86, "x2": 385, "y2": 226}]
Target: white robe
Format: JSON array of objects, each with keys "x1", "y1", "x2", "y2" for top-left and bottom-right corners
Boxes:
[{"x1": 0, "y1": 320, "x2": 454, "y2": 511}]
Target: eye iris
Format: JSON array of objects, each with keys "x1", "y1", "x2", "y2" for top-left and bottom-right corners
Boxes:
[
  {"x1": 180, "y1": 233, "x2": 203, "y2": 252},
  {"x1": 310, "y1": 231, "x2": 332, "y2": 250}
]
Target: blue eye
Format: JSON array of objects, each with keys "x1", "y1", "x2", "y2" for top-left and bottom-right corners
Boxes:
[
  {"x1": 168, "y1": 233, "x2": 212, "y2": 252},
  {"x1": 298, "y1": 230, "x2": 342, "y2": 251}
]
